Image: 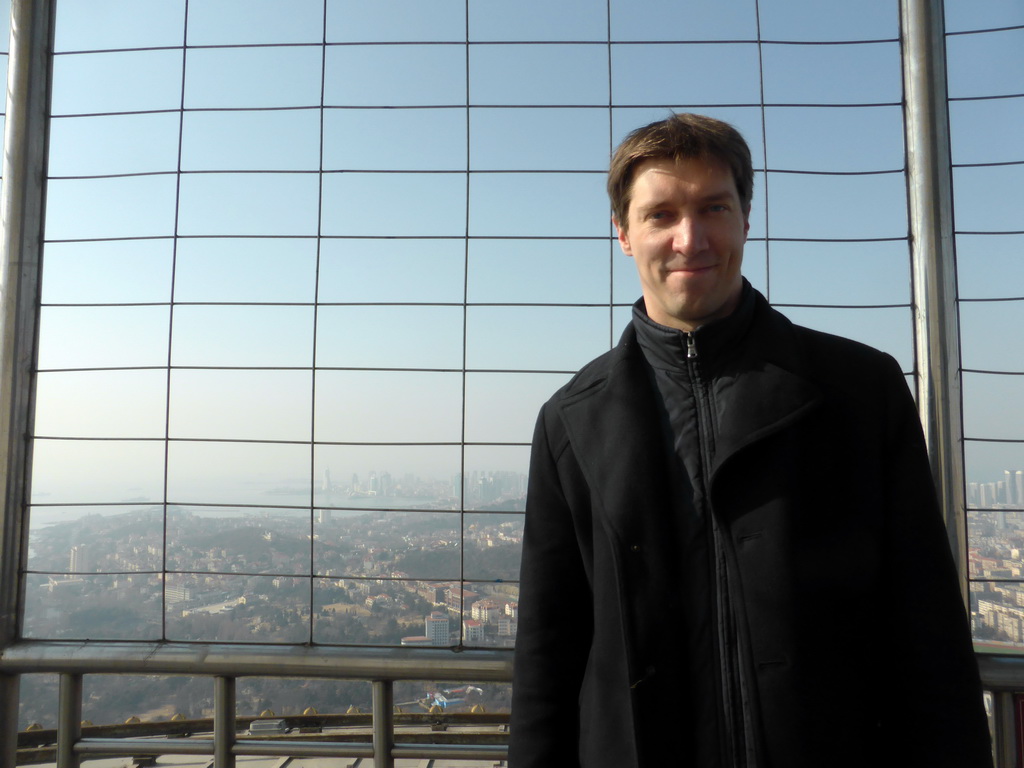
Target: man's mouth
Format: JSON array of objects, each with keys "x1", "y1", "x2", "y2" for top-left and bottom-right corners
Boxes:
[{"x1": 669, "y1": 264, "x2": 715, "y2": 274}]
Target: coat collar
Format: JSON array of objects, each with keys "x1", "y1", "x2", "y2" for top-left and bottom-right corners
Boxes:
[
  {"x1": 557, "y1": 326, "x2": 672, "y2": 543},
  {"x1": 632, "y1": 278, "x2": 757, "y2": 376},
  {"x1": 709, "y1": 294, "x2": 823, "y2": 475},
  {"x1": 556, "y1": 289, "x2": 822, "y2": 539}
]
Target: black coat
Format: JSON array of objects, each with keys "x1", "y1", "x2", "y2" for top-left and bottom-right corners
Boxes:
[{"x1": 509, "y1": 293, "x2": 991, "y2": 768}]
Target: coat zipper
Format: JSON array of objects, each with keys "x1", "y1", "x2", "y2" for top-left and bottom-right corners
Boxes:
[{"x1": 686, "y1": 330, "x2": 746, "y2": 767}]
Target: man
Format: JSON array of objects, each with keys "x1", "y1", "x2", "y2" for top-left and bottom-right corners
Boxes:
[{"x1": 509, "y1": 114, "x2": 991, "y2": 767}]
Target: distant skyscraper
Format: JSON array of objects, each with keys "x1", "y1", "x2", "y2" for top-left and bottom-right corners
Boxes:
[
  {"x1": 1016, "y1": 471, "x2": 1024, "y2": 510},
  {"x1": 1005, "y1": 471, "x2": 1015, "y2": 506},
  {"x1": 322, "y1": 467, "x2": 332, "y2": 493},
  {"x1": 968, "y1": 482, "x2": 979, "y2": 508},
  {"x1": 69, "y1": 545, "x2": 90, "y2": 573},
  {"x1": 425, "y1": 611, "x2": 450, "y2": 646}
]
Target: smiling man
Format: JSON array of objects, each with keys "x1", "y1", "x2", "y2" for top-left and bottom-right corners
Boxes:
[{"x1": 509, "y1": 114, "x2": 991, "y2": 768}]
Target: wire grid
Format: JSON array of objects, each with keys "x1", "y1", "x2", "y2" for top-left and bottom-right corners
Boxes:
[
  {"x1": 950, "y1": 23, "x2": 1024, "y2": 635},
  {"x1": 25, "y1": 0, "x2": 917, "y2": 647}
]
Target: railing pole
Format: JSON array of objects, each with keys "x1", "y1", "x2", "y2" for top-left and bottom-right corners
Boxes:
[
  {"x1": 214, "y1": 676, "x2": 236, "y2": 768},
  {"x1": 992, "y1": 691, "x2": 1017, "y2": 768},
  {"x1": 900, "y1": 0, "x2": 967, "y2": 599},
  {"x1": 0, "y1": 0, "x2": 55, "y2": 637},
  {"x1": 0, "y1": 673, "x2": 19, "y2": 767},
  {"x1": 0, "y1": 0, "x2": 56, "y2": 758},
  {"x1": 372, "y1": 679, "x2": 395, "y2": 768},
  {"x1": 56, "y1": 673, "x2": 82, "y2": 768}
]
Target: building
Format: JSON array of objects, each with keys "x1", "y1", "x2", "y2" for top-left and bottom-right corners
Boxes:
[
  {"x1": 471, "y1": 599, "x2": 499, "y2": 622},
  {"x1": 497, "y1": 616, "x2": 517, "y2": 637},
  {"x1": 400, "y1": 636, "x2": 433, "y2": 647},
  {"x1": 446, "y1": 587, "x2": 479, "y2": 615},
  {"x1": 425, "y1": 612, "x2": 450, "y2": 646},
  {"x1": 463, "y1": 619, "x2": 485, "y2": 644},
  {"x1": 165, "y1": 585, "x2": 193, "y2": 605},
  {"x1": 68, "y1": 545, "x2": 90, "y2": 573}
]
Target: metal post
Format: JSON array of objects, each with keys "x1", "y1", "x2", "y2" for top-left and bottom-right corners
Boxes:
[
  {"x1": 0, "y1": 0, "x2": 54, "y2": 642},
  {"x1": 899, "y1": 0, "x2": 967, "y2": 599},
  {"x1": 993, "y1": 691, "x2": 1017, "y2": 768},
  {"x1": 56, "y1": 673, "x2": 82, "y2": 768},
  {"x1": 372, "y1": 679, "x2": 395, "y2": 768},
  {"x1": 0, "y1": 673, "x2": 19, "y2": 767},
  {"x1": 214, "y1": 676, "x2": 236, "y2": 768},
  {"x1": 0, "y1": 0, "x2": 55, "y2": 762}
]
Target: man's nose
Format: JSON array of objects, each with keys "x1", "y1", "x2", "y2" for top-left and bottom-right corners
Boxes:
[{"x1": 671, "y1": 215, "x2": 707, "y2": 254}]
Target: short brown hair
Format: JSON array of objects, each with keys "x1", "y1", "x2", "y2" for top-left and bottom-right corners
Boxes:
[{"x1": 608, "y1": 113, "x2": 754, "y2": 230}]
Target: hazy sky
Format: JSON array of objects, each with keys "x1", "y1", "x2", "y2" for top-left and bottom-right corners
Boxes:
[{"x1": 18, "y1": 0, "x2": 1024, "y2": 514}]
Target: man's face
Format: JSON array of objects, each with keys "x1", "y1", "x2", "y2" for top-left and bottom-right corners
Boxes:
[{"x1": 615, "y1": 156, "x2": 750, "y2": 332}]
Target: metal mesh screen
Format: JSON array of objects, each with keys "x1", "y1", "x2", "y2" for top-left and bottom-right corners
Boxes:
[
  {"x1": 21, "y1": 0, "x2": 950, "y2": 656},
  {"x1": 947, "y1": 3, "x2": 1024, "y2": 650}
]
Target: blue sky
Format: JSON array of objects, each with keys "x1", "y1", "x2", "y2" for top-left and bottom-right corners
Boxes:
[{"x1": 21, "y1": 0, "x2": 1024, "y2": 513}]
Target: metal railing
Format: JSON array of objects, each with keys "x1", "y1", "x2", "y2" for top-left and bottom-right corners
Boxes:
[
  {"x1": 0, "y1": 639, "x2": 513, "y2": 767},
  {"x1": 2, "y1": 641, "x2": 1022, "y2": 767},
  {"x1": 978, "y1": 655, "x2": 1024, "y2": 767}
]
